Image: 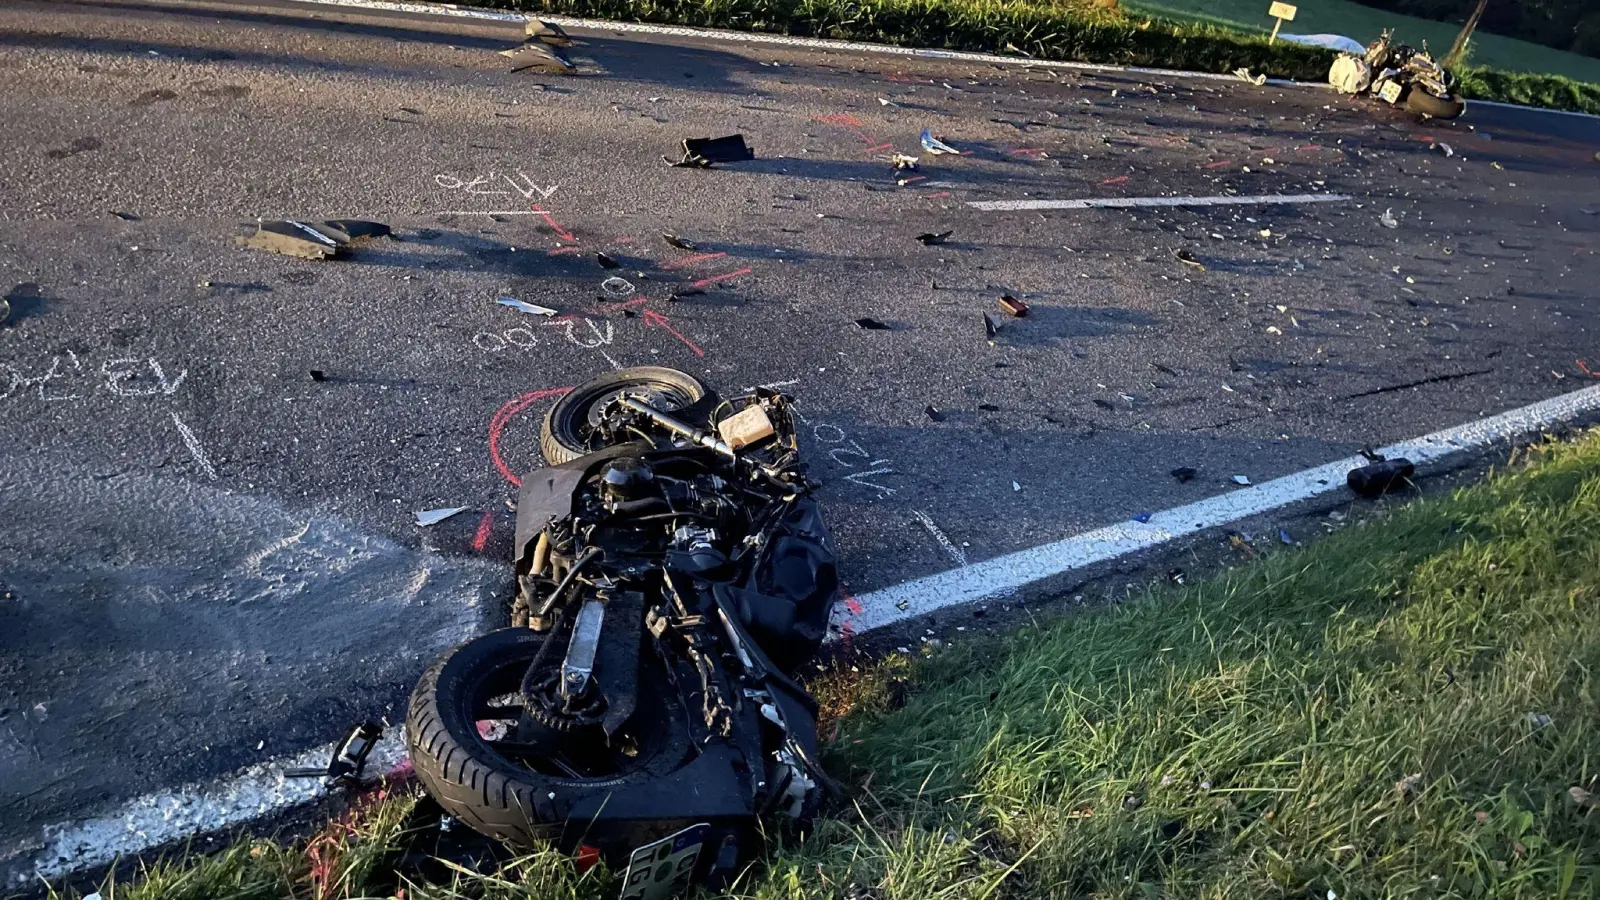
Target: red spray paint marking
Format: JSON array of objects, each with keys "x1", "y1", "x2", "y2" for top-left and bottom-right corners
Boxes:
[
  {"x1": 897, "y1": 175, "x2": 927, "y2": 185},
  {"x1": 547, "y1": 245, "x2": 584, "y2": 256},
  {"x1": 926, "y1": 191, "x2": 951, "y2": 198},
  {"x1": 471, "y1": 510, "x2": 493, "y2": 553},
  {"x1": 1101, "y1": 175, "x2": 1130, "y2": 185},
  {"x1": 1205, "y1": 160, "x2": 1232, "y2": 169},
  {"x1": 1579, "y1": 360, "x2": 1599, "y2": 378},
  {"x1": 619, "y1": 295, "x2": 652, "y2": 308},
  {"x1": 530, "y1": 208, "x2": 574, "y2": 242},
  {"x1": 864, "y1": 142, "x2": 895, "y2": 153},
  {"x1": 843, "y1": 593, "x2": 863, "y2": 616},
  {"x1": 488, "y1": 388, "x2": 572, "y2": 486},
  {"x1": 641, "y1": 308, "x2": 705, "y2": 357},
  {"x1": 660, "y1": 251, "x2": 728, "y2": 270},
  {"x1": 692, "y1": 268, "x2": 753, "y2": 288}
]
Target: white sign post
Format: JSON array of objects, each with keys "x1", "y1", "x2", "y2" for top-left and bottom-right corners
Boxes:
[{"x1": 1268, "y1": 2, "x2": 1298, "y2": 44}]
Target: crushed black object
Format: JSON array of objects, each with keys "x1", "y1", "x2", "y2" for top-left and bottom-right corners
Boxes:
[
  {"x1": 1170, "y1": 466, "x2": 1198, "y2": 483},
  {"x1": 1175, "y1": 248, "x2": 1206, "y2": 270},
  {"x1": 983, "y1": 311, "x2": 1000, "y2": 340},
  {"x1": 915, "y1": 230, "x2": 953, "y2": 245},
  {"x1": 668, "y1": 288, "x2": 705, "y2": 301},
  {"x1": 667, "y1": 134, "x2": 754, "y2": 168},
  {"x1": 998, "y1": 294, "x2": 1029, "y2": 317},
  {"x1": 1347, "y1": 457, "x2": 1414, "y2": 498},
  {"x1": 285, "y1": 722, "x2": 383, "y2": 787},
  {"x1": 236, "y1": 219, "x2": 391, "y2": 260},
  {"x1": 977, "y1": 403, "x2": 1000, "y2": 411},
  {"x1": 596, "y1": 252, "x2": 620, "y2": 269},
  {"x1": 310, "y1": 369, "x2": 329, "y2": 382},
  {"x1": 111, "y1": 211, "x2": 141, "y2": 221},
  {"x1": 855, "y1": 317, "x2": 892, "y2": 330},
  {"x1": 924, "y1": 405, "x2": 946, "y2": 422},
  {"x1": 663, "y1": 233, "x2": 699, "y2": 251}
]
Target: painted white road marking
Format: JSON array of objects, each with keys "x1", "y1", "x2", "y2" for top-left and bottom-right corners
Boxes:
[
  {"x1": 170, "y1": 412, "x2": 218, "y2": 479},
  {"x1": 967, "y1": 193, "x2": 1355, "y2": 212},
  {"x1": 837, "y1": 383, "x2": 1600, "y2": 635},
  {"x1": 912, "y1": 510, "x2": 967, "y2": 567},
  {"x1": 14, "y1": 384, "x2": 1600, "y2": 887}
]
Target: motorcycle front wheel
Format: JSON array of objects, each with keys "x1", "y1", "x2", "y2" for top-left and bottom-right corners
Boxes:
[
  {"x1": 405, "y1": 627, "x2": 694, "y2": 852},
  {"x1": 539, "y1": 367, "x2": 710, "y2": 464}
]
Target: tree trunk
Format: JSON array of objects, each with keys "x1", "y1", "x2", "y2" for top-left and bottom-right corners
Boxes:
[{"x1": 1445, "y1": 0, "x2": 1490, "y2": 69}]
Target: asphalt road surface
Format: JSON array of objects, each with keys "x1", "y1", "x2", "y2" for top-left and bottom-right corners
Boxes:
[{"x1": 2, "y1": 0, "x2": 1598, "y2": 877}]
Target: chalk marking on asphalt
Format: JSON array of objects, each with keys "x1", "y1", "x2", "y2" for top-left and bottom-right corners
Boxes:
[
  {"x1": 912, "y1": 510, "x2": 967, "y2": 567},
  {"x1": 170, "y1": 412, "x2": 218, "y2": 479},
  {"x1": 968, "y1": 193, "x2": 1354, "y2": 212},
  {"x1": 836, "y1": 383, "x2": 1600, "y2": 635},
  {"x1": 14, "y1": 383, "x2": 1600, "y2": 886}
]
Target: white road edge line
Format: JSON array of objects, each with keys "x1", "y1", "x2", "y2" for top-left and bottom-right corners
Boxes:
[
  {"x1": 13, "y1": 384, "x2": 1600, "y2": 887},
  {"x1": 968, "y1": 193, "x2": 1354, "y2": 212},
  {"x1": 266, "y1": 0, "x2": 1599, "y2": 119},
  {"x1": 836, "y1": 383, "x2": 1600, "y2": 635}
]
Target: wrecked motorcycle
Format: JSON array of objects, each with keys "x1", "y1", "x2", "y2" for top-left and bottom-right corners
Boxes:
[
  {"x1": 1329, "y1": 30, "x2": 1465, "y2": 120},
  {"x1": 405, "y1": 368, "x2": 837, "y2": 895}
]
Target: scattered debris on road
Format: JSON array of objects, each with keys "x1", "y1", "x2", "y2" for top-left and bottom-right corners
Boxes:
[
  {"x1": 310, "y1": 369, "x2": 329, "y2": 382},
  {"x1": 1175, "y1": 249, "x2": 1206, "y2": 270},
  {"x1": 1012, "y1": 480, "x2": 1022, "y2": 492},
  {"x1": 915, "y1": 230, "x2": 952, "y2": 245},
  {"x1": 1233, "y1": 68, "x2": 1267, "y2": 86},
  {"x1": 983, "y1": 311, "x2": 1001, "y2": 341},
  {"x1": 663, "y1": 233, "x2": 698, "y2": 250},
  {"x1": 596, "y1": 252, "x2": 620, "y2": 269},
  {"x1": 500, "y1": 20, "x2": 575, "y2": 73},
  {"x1": 855, "y1": 317, "x2": 892, "y2": 330},
  {"x1": 925, "y1": 405, "x2": 946, "y2": 422},
  {"x1": 525, "y1": 18, "x2": 571, "y2": 46},
  {"x1": 235, "y1": 219, "x2": 391, "y2": 260},
  {"x1": 891, "y1": 153, "x2": 920, "y2": 172},
  {"x1": 998, "y1": 295, "x2": 1029, "y2": 317},
  {"x1": 497, "y1": 296, "x2": 558, "y2": 316},
  {"x1": 1379, "y1": 208, "x2": 1400, "y2": 229},
  {"x1": 1231, "y1": 475, "x2": 1252, "y2": 486},
  {"x1": 1347, "y1": 453, "x2": 1414, "y2": 498},
  {"x1": 285, "y1": 722, "x2": 384, "y2": 789},
  {"x1": 416, "y1": 507, "x2": 470, "y2": 526},
  {"x1": 1433, "y1": 142, "x2": 1454, "y2": 158},
  {"x1": 1171, "y1": 466, "x2": 1197, "y2": 483},
  {"x1": 920, "y1": 128, "x2": 960, "y2": 155},
  {"x1": 668, "y1": 134, "x2": 754, "y2": 167}
]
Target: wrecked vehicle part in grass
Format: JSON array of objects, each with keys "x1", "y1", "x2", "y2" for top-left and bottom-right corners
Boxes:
[{"x1": 405, "y1": 368, "x2": 837, "y2": 891}]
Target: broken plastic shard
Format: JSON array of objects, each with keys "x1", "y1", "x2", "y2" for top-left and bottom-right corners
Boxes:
[
  {"x1": 236, "y1": 220, "x2": 346, "y2": 260},
  {"x1": 998, "y1": 295, "x2": 1029, "y2": 317},
  {"x1": 1434, "y1": 142, "x2": 1454, "y2": 158},
  {"x1": 319, "y1": 220, "x2": 391, "y2": 243},
  {"x1": 663, "y1": 233, "x2": 698, "y2": 251},
  {"x1": 1233, "y1": 68, "x2": 1267, "y2": 86},
  {"x1": 915, "y1": 230, "x2": 953, "y2": 245},
  {"x1": 309, "y1": 369, "x2": 329, "y2": 382},
  {"x1": 497, "y1": 296, "x2": 558, "y2": 316},
  {"x1": 924, "y1": 405, "x2": 946, "y2": 422},
  {"x1": 500, "y1": 40, "x2": 575, "y2": 74},
  {"x1": 1011, "y1": 480, "x2": 1022, "y2": 492},
  {"x1": 1175, "y1": 249, "x2": 1206, "y2": 270},
  {"x1": 670, "y1": 134, "x2": 755, "y2": 167},
  {"x1": 854, "y1": 317, "x2": 892, "y2": 330},
  {"x1": 1170, "y1": 467, "x2": 1197, "y2": 483},
  {"x1": 983, "y1": 311, "x2": 1000, "y2": 340},
  {"x1": 891, "y1": 153, "x2": 920, "y2": 171},
  {"x1": 1279, "y1": 527, "x2": 1293, "y2": 545},
  {"x1": 415, "y1": 507, "x2": 468, "y2": 526},
  {"x1": 1379, "y1": 208, "x2": 1399, "y2": 229},
  {"x1": 596, "y1": 252, "x2": 620, "y2": 269},
  {"x1": 919, "y1": 128, "x2": 960, "y2": 155},
  {"x1": 1132, "y1": 512, "x2": 1153, "y2": 523},
  {"x1": 525, "y1": 18, "x2": 572, "y2": 46},
  {"x1": 1231, "y1": 475, "x2": 1252, "y2": 486}
]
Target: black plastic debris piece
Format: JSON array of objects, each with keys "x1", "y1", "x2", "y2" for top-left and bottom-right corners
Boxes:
[
  {"x1": 1153, "y1": 362, "x2": 1180, "y2": 377},
  {"x1": 236, "y1": 219, "x2": 391, "y2": 260},
  {"x1": 855, "y1": 317, "x2": 892, "y2": 331},
  {"x1": 285, "y1": 722, "x2": 383, "y2": 788},
  {"x1": 663, "y1": 233, "x2": 699, "y2": 251},
  {"x1": 998, "y1": 294, "x2": 1029, "y2": 317},
  {"x1": 500, "y1": 39, "x2": 575, "y2": 74},
  {"x1": 983, "y1": 312, "x2": 1000, "y2": 340},
  {"x1": 1347, "y1": 456, "x2": 1414, "y2": 498},
  {"x1": 924, "y1": 405, "x2": 946, "y2": 422},
  {"x1": 1175, "y1": 249, "x2": 1206, "y2": 270},
  {"x1": 668, "y1": 134, "x2": 754, "y2": 168},
  {"x1": 310, "y1": 369, "x2": 329, "y2": 382},
  {"x1": 111, "y1": 211, "x2": 141, "y2": 221},
  {"x1": 596, "y1": 252, "x2": 620, "y2": 269},
  {"x1": 525, "y1": 18, "x2": 572, "y2": 46},
  {"x1": 668, "y1": 288, "x2": 705, "y2": 301},
  {"x1": 915, "y1": 230, "x2": 953, "y2": 245},
  {"x1": 1166, "y1": 568, "x2": 1186, "y2": 584},
  {"x1": 1170, "y1": 466, "x2": 1197, "y2": 483},
  {"x1": 1093, "y1": 398, "x2": 1116, "y2": 411}
]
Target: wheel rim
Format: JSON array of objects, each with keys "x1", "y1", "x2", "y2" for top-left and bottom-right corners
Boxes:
[{"x1": 581, "y1": 379, "x2": 699, "y2": 430}]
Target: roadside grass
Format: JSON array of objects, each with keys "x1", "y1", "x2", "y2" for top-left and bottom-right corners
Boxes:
[
  {"x1": 1124, "y1": 0, "x2": 1600, "y2": 83},
  {"x1": 444, "y1": 0, "x2": 1600, "y2": 113},
  {"x1": 58, "y1": 430, "x2": 1600, "y2": 899}
]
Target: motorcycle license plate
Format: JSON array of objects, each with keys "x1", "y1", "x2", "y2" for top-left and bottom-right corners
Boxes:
[
  {"x1": 618, "y1": 824, "x2": 709, "y2": 900},
  {"x1": 1378, "y1": 81, "x2": 1404, "y2": 103}
]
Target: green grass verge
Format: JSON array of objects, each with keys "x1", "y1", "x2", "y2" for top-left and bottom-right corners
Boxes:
[
  {"x1": 1124, "y1": 0, "x2": 1600, "y2": 84},
  {"x1": 65, "y1": 431, "x2": 1600, "y2": 898},
  {"x1": 443, "y1": 0, "x2": 1600, "y2": 114}
]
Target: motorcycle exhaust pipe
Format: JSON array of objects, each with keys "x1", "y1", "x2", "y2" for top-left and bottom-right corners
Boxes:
[{"x1": 619, "y1": 395, "x2": 737, "y2": 460}]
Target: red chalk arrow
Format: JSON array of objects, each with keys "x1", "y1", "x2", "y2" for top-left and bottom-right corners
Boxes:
[{"x1": 642, "y1": 308, "x2": 705, "y2": 357}]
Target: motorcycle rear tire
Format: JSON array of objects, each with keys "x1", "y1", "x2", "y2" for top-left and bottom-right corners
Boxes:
[
  {"x1": 539, "y1": 367, "x2": 709, "y2": 465},
  {"x1": 405, "y1": 627, "x2": 693, "y2": 851},
  {"x1": 1406, "y1": 90, "x2": 1465, "y2": 120}
]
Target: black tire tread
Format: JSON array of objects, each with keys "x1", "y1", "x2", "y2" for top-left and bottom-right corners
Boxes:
[
  {"x1": 1406, "y1": 90, "x2": 1465, "y2": 119},
  {"x1": 537, "y1": 367, "x2": 708, "y2": 465}
]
